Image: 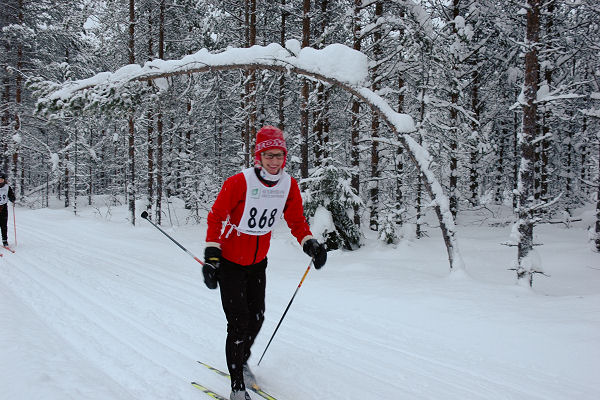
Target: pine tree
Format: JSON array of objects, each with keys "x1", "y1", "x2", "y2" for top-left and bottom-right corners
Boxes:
[{"x1": 304, "y1": 156, "x2": 362, "y2": 250}]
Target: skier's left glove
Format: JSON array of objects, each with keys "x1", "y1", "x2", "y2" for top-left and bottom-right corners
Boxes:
[
  {"x1": 303, "y1": 239, "x2": 327, "y2": 269},
  {"x1": 203, "y1": 246, "x2": 221, "y2": 289}
]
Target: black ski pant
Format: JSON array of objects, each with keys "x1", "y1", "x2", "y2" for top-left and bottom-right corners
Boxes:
[
  {"x1": 0, "y1": 204, "x2": 8, "y2": 243},
  {"x1": 218, "y1": 257, "x2": 267, "y2": 391}
]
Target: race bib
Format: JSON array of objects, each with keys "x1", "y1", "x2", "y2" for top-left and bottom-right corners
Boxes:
[
  {"x1": 0, "y1": 186, "x2": 8, "y2": 205},
  {"x1": 237, "y1": 168, "x2": 291, "y2": 235}
]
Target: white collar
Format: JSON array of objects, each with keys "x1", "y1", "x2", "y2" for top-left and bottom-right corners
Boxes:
[{"x1": 258, "y1": 167, "x2": 283, "y2": 182}]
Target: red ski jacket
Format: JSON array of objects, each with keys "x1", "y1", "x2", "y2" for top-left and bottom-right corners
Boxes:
[{"x1": 206, "y1": 168, "x2": 313, "y2": 266}]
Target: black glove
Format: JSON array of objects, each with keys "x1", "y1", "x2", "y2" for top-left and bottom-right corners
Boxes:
[
  {"x1": 303, "y1": 238, "x2": 327, "y2": 269},
  {"x1": 203, "y1": 247, "x2": 221, "y2": 289}
]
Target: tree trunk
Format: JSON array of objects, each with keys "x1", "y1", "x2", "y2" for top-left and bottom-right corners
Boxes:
[
  {"x1": 369, "y1": 112, "x2": 380, "y2": 231},
  {"x1": 159, "y1": 0, "x2": 165, "y2": 60},
  {"x1": 395, "y1": 74, "x2": 404, "y2": 225},
  {"x1": 147, "y1": 106, "x2": 154, "y2": 212},
  {"x1": 448, "y1": 0, "x2": 460, "y2": 220},
  {"x1": 278, "y1": 0, "x2": 287, "y2": 130},
  {"x1": 595, "y1": 139, "x2": 600, "y2": 252},
  {"x1": 12, "y1": 0, "x2": 23, "y2": 196},
  {"x1": 469, "y1": 66, "x2": 480, "y2": 206},
  {"x1": 565, "y1": 118, "x2": 573, "y2": 212},
  {"x1": 416, "y1": 85, "x2": 426, "y2": 239},
  {"x1": 128, "y1": 115, "x2": 135, "y2": 224},
  {"x1": 540, "y1": 0, "x2": 554, "y2": 205},
  {"x1": 516, "y1": 0, "x2": 541, "y2": 286},
  {"x1": 128, "y1": 0, "x2": 136, "y2": 225},
  {"x1": 323, "y1": 89, "x2": 330, "y2": 160},
  {"x1": 350, "y1": 0, "x2": 361, "y2": 226},
  {"x1": 313, "y1": 0, "x2": 329, "y2": 167},
  {"x1": 1, "y1": 69, "x2": 9, "y2": 169},
  {"x1": 73, "y1": 127, "x2": 78, "y2": 215},
  {"x1": 147, "y1": 12, "x2": 154, "y2": 213},
  {"x1": 156, "y1": 111, "x2": 163, "y2": 224},
  {"x1": 369, "y1": 1, "x2": 383, "y2": 231},
  {"x1": 239, "y1": 0, "x2": 257, "y2": 168},
  {"x1": 88, "y1": 129, "x2": 93, "y2": 206},
  {"x1": 184, "y1": 100, "x2": 193, "y2": 208},
  {"x1": 512, "y1": 111, "x2": 519, "y2": 210},
  {"x1": 581, "y1": 114, "x2": 588, "y2": 196},
  {"x1": 495, "y1": 129, "x2": 506, "y2": 204},
  {"x1": 534, "y1": 121, "x2": 542, "y2": 201},
  {"x1": 45, "y1": 129, "x2": 50, "y2": 207},
  {"x1": 155, "y1": 0, "x2": 164, "y2": 223},
  {"x1": 540, "y1": 113, "x2": 550, "y2": 203},
  {"x1": 248, "y1": 0, "x2": 257, "y2": 161},
  {"x1": 64, "y1": 131, "x2": 69, "y2": 208},
  {"x1": 313, "y1": 85, "x2": 324, "y2": 165},
  {"x1": 300, "y1": 0, "x2": 311, "y2": 180},
  {"x1": 217, "y1": 103, "x2": 223, "y2": 180}
]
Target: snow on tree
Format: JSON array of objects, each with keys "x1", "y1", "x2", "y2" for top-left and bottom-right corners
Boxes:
[{"x1": 34, "y1": 41, "x2": 464, "y2": 271}]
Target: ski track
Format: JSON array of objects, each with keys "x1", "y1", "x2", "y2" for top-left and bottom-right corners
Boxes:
[
  {"x1": 4, "y1": 252, "x2": 198, "y2": 399},
  {"x1": 25, "y1": 225, "x2": 209, "y2": 310},
  {"x1": 256, "y1": 269, "x2": 592, "y2": 400},
  {"x1": 3, "y1": 213, "x2": 225, "y2": 400},
  {"x1": 20, "y1": 221, "x2": 225, "y2": 345},
  {"x1": 256, "y1": 312, "x2": 547, "y2": 400},
  {"x1": 26, "y1": 216, "x2": 222, "y2": 311},
  {"x1": 2, "y1": 209, "x2": 598, "y2": 400},
  {"x1": 0, "y1": 278, "x2": 139, "y2": 400}
]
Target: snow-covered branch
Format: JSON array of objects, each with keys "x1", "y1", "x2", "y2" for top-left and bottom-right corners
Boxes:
[
  {"x1": 37, "y1": 40, "x2": 464, "y2": 271},
  {"x1": 37, "y1": 41, "x2": 370, "y2": 116}
]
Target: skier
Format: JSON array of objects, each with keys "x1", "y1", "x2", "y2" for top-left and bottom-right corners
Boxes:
[
  {"x1": 203, "y1": 125, "x2": 327, "y2": 400},
  {"x1": 0, "y1": 172, "x2": 16, "y2": 247}
]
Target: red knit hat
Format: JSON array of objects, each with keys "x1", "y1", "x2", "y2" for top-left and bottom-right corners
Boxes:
[{"x1": 254, "y1": 125, "x2": 287, "y2": 167}]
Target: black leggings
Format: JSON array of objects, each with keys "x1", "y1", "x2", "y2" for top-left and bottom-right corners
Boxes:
[
  {"x1": 218, "y1": 257, "x2": 267, "y2": 391},
  {"x1": 0, "y1": 204, "x2": 8, "y2": 242}
]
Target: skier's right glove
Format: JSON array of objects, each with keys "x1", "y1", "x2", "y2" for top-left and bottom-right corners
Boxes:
[
  {"x1": 303, "y1": 238, "x2": 327, "y2": 269},
  {"x1": 203, "y1": 246, "x2": 221, "y2": 289}
]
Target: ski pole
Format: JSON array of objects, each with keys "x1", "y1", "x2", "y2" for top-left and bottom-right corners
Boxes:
[
  {"x1": 140, "y1": 211, "x2": 206, "y2": 266},
  {"x1": 257, "y1": 260, "x2": 313, "y2": 366},
  {"x1": 12, "y1": 203, "x2": 16, "y2": 247}
]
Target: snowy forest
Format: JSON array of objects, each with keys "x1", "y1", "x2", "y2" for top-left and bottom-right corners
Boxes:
[{"x1": 1, "y1": 0, "x2": 600, "y2": 282}]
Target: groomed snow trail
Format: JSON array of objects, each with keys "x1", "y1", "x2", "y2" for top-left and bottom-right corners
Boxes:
[{"x1": 1, "y1": 207, "x2": 599, "y2": 400}]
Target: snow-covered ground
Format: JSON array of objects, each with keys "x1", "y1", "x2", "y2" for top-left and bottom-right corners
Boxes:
[{"x1": 1, "y1": 199, "x2": 599, "y2": 400}]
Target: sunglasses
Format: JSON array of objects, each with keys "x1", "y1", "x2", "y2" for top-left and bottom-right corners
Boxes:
[{"x1": 262, "y1": 152, "x2": 285, "y2": 160}]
